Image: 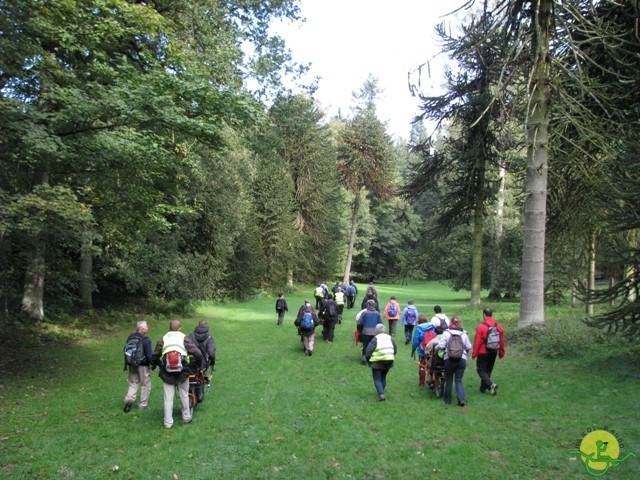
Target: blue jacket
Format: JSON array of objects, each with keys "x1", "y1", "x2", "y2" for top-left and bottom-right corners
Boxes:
[
  {"x1": 357, "y1": 309, "x2": 383, "y2": 336},
  {"x1": 411, "y1": 323, "x2": 435, "y2": 358}
]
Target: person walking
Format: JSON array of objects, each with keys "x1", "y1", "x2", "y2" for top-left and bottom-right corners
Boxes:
[
  {"x1": 411, "y1": 315, "x2": 436, "y2": 387},
  {"x1": 320, "y1": 295, "x2": 340, "y2": 343},
  {"x1": 364, "y1": 323, "x2": 397, "y2": 401},
  {"x1": 152, "y1": 320, "x2": 202, "y2": 429},
  {"x1": 356, "y1": 299, "x2": 383, "y2": 364},
  {"x1": 185, "y1": 320, "x2": 216, "y2": 403},
  {"x1": 123, "y1": 320, "x2": 154, "y2": 413},
  {"x1": 437, "y1": 317, "x2": 472, "y2": 406},
  {"x1": 400, "y1": 299, "x2": 419, "y2": 345},
  {"x1": 275, "y1": 292, "x2": 289, "y2": 326},
  {"x1": 346, "y1": 280, "x2": 358, "y2": 309},
  {"x1": 472, "y1": 307, "x2": 505, "y2": 395},
  {"x1": 294, "y1": 300, "x2": 320, "y2": 356},
  {"x1": 383, "y1": 296, "x2": 401, "y2": 337},
  {"x1": 430, "y1": 305, "x2": 450, "y2": 334}
]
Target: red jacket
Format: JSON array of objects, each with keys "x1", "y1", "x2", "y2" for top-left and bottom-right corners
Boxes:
[{"x1": 472, "y1": 317, "x2": 505, "y2": 359}]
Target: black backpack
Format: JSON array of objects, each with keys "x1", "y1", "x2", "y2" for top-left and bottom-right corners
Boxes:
[
  {"x1": 434, "y1": 315, "x2": 448, "y2": 335},
  {"x1": 276, "y1": 298, "x2": 285, "y2": 311},
  {"x1": 123, "y1": 333, "x2": 145, "y2": 369}
]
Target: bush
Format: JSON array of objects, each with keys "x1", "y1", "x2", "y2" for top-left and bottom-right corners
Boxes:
[{"x1": 508, "y1": 318, "x2": 610, "y2": 358}]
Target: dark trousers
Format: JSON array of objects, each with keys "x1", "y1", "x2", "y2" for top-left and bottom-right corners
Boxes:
[
  {"x1": 388, "y1": 320, "x2": 398, "y2": 336},
  {"x1": 404, "y1": 324, "x2": 414, "y2": 342},
  {"x1": 360, "y1": 334, "x2": 374, "y2": 359},
  {"x1": 322, "y1": 318, "x2": 338, "y2": 341},
  {"x1": 476, "y1": 351, "x2": 498, "y2": 392},
  {"x1": 444, "y1": 358, "x2": 466, "y2": 404},
  {"x1": 371, "y1": 368, "x2": 390, "y2": 395}
]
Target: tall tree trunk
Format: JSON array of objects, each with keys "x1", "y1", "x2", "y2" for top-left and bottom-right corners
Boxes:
[
  {"x1": 586, "y1": 233, "x2": 596, "y2": 315},
  {"x1": 488, "y1": 164, "x2": 507, "y2": 300},
  {"x1": 79, "y1": 236, "x2": 93, "y2": 310},
  {"x1": 22, "y1": 242, "x2": 45, "y2": 322},
  {"x1": 343, "y1": 190, "x2": 361, "y2": 284},
  {"x1": 518, "y1": 0, "x2": 552, "y2": 329},
  {"x1": 470, "y1": 199, "x2": 484, "y2": 306},
  {"x1": 21, "y1": 170, "x2": 48, "y2": 322}
]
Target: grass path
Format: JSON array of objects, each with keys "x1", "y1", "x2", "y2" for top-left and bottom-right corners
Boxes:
[{"x1": 1, "y1": 281, "x2": 638, "y2": 479}]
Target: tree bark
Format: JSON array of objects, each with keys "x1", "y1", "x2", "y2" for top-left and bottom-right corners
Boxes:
[
  {"x1": 470, "y1": 198, "x2": 484, "y2": 306},
  {"x1": 343, "y1": 190, "x2": 361, "y2": 284},
  {"x1": 586, "y1": 233, "x2": 596, "y2": 315},
  {"x1": 80, "y1": 236, "x2": 93, "y2": 310},
  {"x1": 488, "y1": 164, "x2": 507, "y2": 301},
  {"x1": 518, "y1": 0, "x2": 552, "y2": 328}
]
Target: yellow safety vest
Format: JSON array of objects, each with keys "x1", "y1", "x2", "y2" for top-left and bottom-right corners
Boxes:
[
  {"x1": 370, "y1": 333, "x2": 395, "y2": 362},
  {"x1": 161, "y1": 331, "x2": 187, "y2": 356},
  {"x1": 335, "y1": 292, "x2": 345, "y2": 304}
]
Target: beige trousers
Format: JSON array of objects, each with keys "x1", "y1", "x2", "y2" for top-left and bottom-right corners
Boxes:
[
  {"x1": 125, "y1": 366, "x2": 151, "y2": 408},
  {"x1": 162, "y1": 379, "x2": 191, "y2": 428}
]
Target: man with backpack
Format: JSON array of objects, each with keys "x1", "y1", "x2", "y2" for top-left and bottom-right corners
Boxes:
[
  {"x1": 472, "y1": 307, "x2": 505, "y2": 396},
  {"x1": 436, "y1": 317, "x2": 472, "y2": 406},
  {"x1": 430, "y1": 305, "x2": 450, "y2": 335},
  {"x1": 185, "y1": 320, "x2": 216, "y2": 403},
  {"x1": 294, "y1": 300, "x2": 320, "y2": 356},
  {"x1": 364, "y1": 323, "x2": 397, "y2": 401},
  {"x1": 320, "y1": 295, "x2": 340, "y2": 343},
  {"x1": 123, "y1": 320, "x2": 154, "y2": 413},
  {"x1": 275, "y1": 292, "x2": 288, "y2": 326},
  {"x1": 152, "y1": 320, "x2": 203, "y2": 429},
  {"x1": 345, "y1": 280, "x2": 358, "y2": 309},
  {"x1": 383, "y1": 296, "x2": 401, "y2": 337},
  {"x1": 400, "y1": 299, "x2": 419, "y2": 345}
]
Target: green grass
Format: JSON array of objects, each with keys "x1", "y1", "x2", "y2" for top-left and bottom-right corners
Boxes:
[{"x1": 1, "y1": 281, "x2": 639, "y2": 479}]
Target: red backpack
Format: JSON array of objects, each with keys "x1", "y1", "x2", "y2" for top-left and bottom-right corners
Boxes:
[{"x1": 420, "y1": 330, "x2": 436, "y2": 353}]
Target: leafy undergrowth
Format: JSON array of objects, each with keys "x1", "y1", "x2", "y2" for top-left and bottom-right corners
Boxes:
[{"x1": 1, "y1": 282, "x2": 638, "y2": 479}]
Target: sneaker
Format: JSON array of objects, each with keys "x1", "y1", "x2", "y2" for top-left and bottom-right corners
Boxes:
[
  {"x1": 404, "y1": 339, "x2": 410, "y2": 345},
  {"x1": 183, "y1": 417, "x2": 192, "y2": 425},
  {"x1": 308, "y1": 350, "x2": 312, "y2": 356},
  {"x1": 490, "y1": 383, "x2": 498, "y2": 396},
  {"x1": 378, "y1": 394, "x2": 385, "y2": 401},
  {"x1": 458, "y1": 401, "x2": 465, "y2": 407},
  {"x1": 123, "y1": 401, "x2": 133, "y2": 413}
]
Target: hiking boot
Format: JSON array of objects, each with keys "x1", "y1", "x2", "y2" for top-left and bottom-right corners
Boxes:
[
  {"x1": 458, "y1": 401, "x2": 465, "y2": 407},
  {"x1": 378, "y1": 394, "x2": 385, "y2": 401},
  {"x1": 308, "y1": 350, "x2": 313, "y2": 356},
  {"x1": 123, "y1": 401, "x2": 133, "y2": 413},
  {"x1": 490, "y1": 383, "x2": 498, "y2": 396}
]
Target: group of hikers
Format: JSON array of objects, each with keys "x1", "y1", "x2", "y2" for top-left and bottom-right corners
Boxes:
[
  {"x1": 283, "y1": 281, "x2": 505, "y2": 405},
  {"x1": 122, "y1": 281, "x2": 505, "y2": 428},
  {"x1": 122, "y1": 319, "x2": 216, "y2": 429}
]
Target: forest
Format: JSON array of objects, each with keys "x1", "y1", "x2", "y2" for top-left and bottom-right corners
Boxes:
[{"x1": 1, "y1": 0, "x2": 639, "y2": 337}]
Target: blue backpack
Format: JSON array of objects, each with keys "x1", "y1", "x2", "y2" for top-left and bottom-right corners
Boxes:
[
  {"x1": 301, "y1": 310, "x2": 314, "y2": 331},
  {"x1": 346, "y1": 285, "x2": 356, "y2": 296},
  {"x1": 388, "y1": 302, "x2": 398, "y2": 317}
]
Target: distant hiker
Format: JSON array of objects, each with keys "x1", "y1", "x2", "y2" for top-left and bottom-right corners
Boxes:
[
  {"x1": 383, "y1": 296, "x2": 401, "y2": 336},
  {"x1": 152, "y1": 320, "x2": 202, "y2": 429},
  {"x1": 356, "y1": 299, "x2": 383, "y2": 364},
  {"x1": 411, "y1": 315, "x2": 436, "y2": 387},
  {"x1": 345, "y1": 280, "x2": 358, "y2": 309},
  {"x1": 294, "y1": 300, "x2": 320, "y2": 356},
  {"x1": 314, "y1": 284, "x2": 327, "y2": 309},
  {"x1": 430, "y1": 305, "x2": 450, "y2": 335},
  {"x1": 185, "y1": 320, "x2": 216, "y2": 403},
  {"x1": 366, "y1": 282, "x2": 378, "y2": 299},
  {"x1": 360, "y1": 290, "x2": 379, "y2": 311},
  {"x1": 123, "y1": 320, "x2": 154, "y2": 413},
  {"x1": 472, "y1": 307, "x2": 505, "y2": 396},
  {"x1": 400, "y1": 299, "x2": 419, "y2": 345},
  {"x1": 275, "y1": 292, "x2": 289, "y2": 326},
  {"x1": 436, "y1": 317, "x2": 472, "y2": 406},
  {"x1": 320, "y1": 296, "x2": 340, "y2": 343},
  {"x1": 333, "y1": 287, "x2": 346, "y2": 321},
  {"x1": 364, "y1": 323, "x2": 397, "y2": 401}
]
